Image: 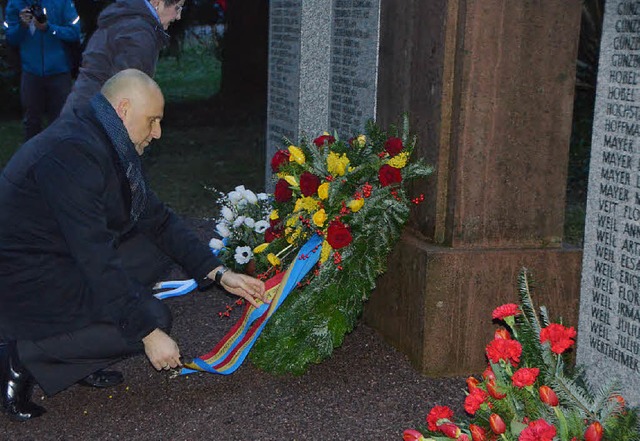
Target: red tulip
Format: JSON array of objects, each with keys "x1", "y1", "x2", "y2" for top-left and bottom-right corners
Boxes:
[
  {"x1": 494, "y1": 328, "x2": 511, "y2": 340},
  {"x1": 438, "y1": 423, "x2": 461, "y2": 439},
  {"x1": 584, "y1": 421, "x2": 603, "y2": 441},
  {"x1": 458, "y1": 435, "x2": 470, "y2": 441},
  {"x1": 487, "y1": 380, "x2": 506, "y2": 400},
  {"x1": 482, "y1": 365, "x2": 496, "y2": 382},
  {"x1": 539, "y1": 385, "x2": 559, "y2": 407},
  {"x1": 402, "y1": 429, "x2": 425, "y2": 441},
  {"x1": 469, "y1": 424, "x2": 487, "y2": 441},
  {"x1": 466, "y1": 376, "x2": 480, "y2": 392},
  {"x1": 489, "y1": 413, "x2": 506, "y2": 435}
]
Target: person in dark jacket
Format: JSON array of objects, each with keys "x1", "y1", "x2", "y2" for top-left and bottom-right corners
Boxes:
[
  {"x1": 0, "y1": 69, "x2": 266, "y2": 422},
  {"x1": 61, "y1": 0, "x2": 184, "y2": 113},
  {"x1": 5, "y1": 0, "x2": 81, "y2": 140}
]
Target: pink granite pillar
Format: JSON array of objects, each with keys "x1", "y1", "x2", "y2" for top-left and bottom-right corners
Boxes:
[{"x1": 365, "y1": 0, "x2": 584, "y2": 376}]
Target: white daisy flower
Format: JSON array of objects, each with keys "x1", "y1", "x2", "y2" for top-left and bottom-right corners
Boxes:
[
  {"x1": 216, "y1": 222, "x2": 231, "y2": 238},
  {"x1": 209, "y1": 238, "x2": 225, "y2": 250},
  {"x1": 254, "y1": 220, "x2": 269, "y2": 233},
  {"x1": 234, "y1": 246, "x2": 253, "y2": 264},
  {"x1": 221, "y1": 206, "x2": 235, "y2": 221}
]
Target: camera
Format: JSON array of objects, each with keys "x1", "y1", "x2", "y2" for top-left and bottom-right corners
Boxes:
[{"x1": 27, "y1": 2, "x2": 47, "y2": 24}]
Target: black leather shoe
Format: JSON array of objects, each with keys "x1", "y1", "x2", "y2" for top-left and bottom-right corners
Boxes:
[
  {"x1": 1, "y1": 341, "x2": 46, "y2": 422},
  {"x1": 79, "y1": 370, "x2": 124, "y2": 388}
]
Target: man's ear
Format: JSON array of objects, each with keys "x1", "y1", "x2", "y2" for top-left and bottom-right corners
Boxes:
[
  {"x1": 115, "y1": 98, "x2": 130, "y2": 121},
  {"x1": 148, "y1": 0, "x2": 161, "y2": 10}
]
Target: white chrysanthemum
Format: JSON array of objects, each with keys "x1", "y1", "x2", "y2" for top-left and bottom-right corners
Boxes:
[
  {"x1": 228, "y1": 191, "x2": 243, "y2": 205},
  {"x1": 244, "y1": 217, "x2": 255, "y2": 228},
  {"x1": 233, "y1": 216, "x2": 246, "y2": 228},
  {"x1": 209, "y1": 238, "x2": 225, "y2": 250},
  {"x1": 257, "y1": 192, "x2": 269, "y2": 201},
  {"x1": 254, "y1": 220, "x2": 269, "y2": 233},
  {"x1": 221, "y1": 206, "x2": 235, "y2": 221},
  {"x1": 234, "y1": 246, "x2": 253, "y2": 264},
  {"x1": 216, "y1": 222, "x2": 231, "y2": 238},
  {"x1": 243, "y1": 189, "x2": 258, "y2": 204}
]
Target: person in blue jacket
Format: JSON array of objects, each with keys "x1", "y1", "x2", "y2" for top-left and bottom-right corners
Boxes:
[{"x1": 5, "y1": 0, "x2": 80, "y2": 140}]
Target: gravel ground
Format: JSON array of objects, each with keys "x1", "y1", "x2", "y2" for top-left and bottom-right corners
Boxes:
[{"x1": 1, "y1": 219, "x2": 466, "y2": 441}]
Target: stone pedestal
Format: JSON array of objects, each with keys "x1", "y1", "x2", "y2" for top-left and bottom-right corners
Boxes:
[{"x1": 365, "y1": 0, "x2": 584, "y2": 376}]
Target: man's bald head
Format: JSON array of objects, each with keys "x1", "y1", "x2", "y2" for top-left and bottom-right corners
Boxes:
[{"x1": 102, "y1": 69, "x2": 165, "y2": 155}]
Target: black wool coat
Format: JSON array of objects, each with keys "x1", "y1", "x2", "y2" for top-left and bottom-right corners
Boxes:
[{"x1": 0, "y1": 105, "x2": 220, "y2": 342}]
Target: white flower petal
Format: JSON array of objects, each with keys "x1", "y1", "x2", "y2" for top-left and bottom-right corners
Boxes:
[
  {"x1": 243, "y1": 190, "x2": 258, "y2": 204},
  {"x1": 228, "y1": 191, "x2": 243, "y2": 204},
  {"x1": 233, "y1": 216, "x2": 246, "y2": 228},
  {"x1": 254, "y1": 220, "x2": 269, "y2": 233},
  {"x1": 234, "y1": 246, "x2": 253, "y2": 264},
  {"x1": 216, "y1": 223, "x2": 231, "y2": 238},
  {"x1": 209, "y1": 238, "x2": 225, "y2": 250},
  {"x1": 244, "y1": 217, "x2": 255, "y2": 228},
  {"x1": 234, "y1": 185, "x2": 246, "y2": 193},
  {"x1": 257, "y1": 193, "x2": 269, "y2": 201},
  {"x1": 221, "y1": 206, "x2": 235, "y2": 221}
]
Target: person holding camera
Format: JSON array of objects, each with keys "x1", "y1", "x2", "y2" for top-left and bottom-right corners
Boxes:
[{"x1": 5, "y1": 0, "x2": 80, "y2": 141}]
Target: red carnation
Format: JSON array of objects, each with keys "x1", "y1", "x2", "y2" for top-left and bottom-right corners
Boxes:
[
  {"x1": 270, "y1": 149, "x2": 290, "y2": 172},
  {"x1": 326, "y1": 220, "x2": 352, "y2": 249},
  {"x1": 426, "y1": 405, "x2": 454, "y2": 432},
  {"x1": 486, "y1": 338, "x2": 522, "y2": 366},
  {"x1": 299, "y1": 172, "x2": 321, "y2": 197},
  {"x1": 384, "y1": 137, "x2": 404, "y2": 156},
  {"x1": 313, "y1": 134, "x2": 335, "y2": 147},
  {"x1": 512, "y1": 367, "x2": 539, "y2": 388},
  {"x1": 519, "y1": 419, "x2": 557, "y2": 441},
  {"x1": 540, "y1": 323, "x2": 577, "y2": 354},
  {"x1": 492, "y1": 303, "x2": 520, "y2": 320},
  {"x1": 464, "y1": 387, "x2": 488, "y2": 415},
  {"x1": 379, "y1": 164, "x2": 402, "y2": 187},
  {"x1": 274, "y1": 179, "x2": 293, "y2": 202}
]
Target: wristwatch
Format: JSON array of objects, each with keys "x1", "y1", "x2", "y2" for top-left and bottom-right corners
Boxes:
[{"x1": 214, "y1": 266, "x2": 229, "y2": 285}]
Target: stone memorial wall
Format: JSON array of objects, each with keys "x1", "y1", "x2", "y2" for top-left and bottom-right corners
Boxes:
[{"x1": 577, "y1": 0, "x2": 640, "y2": 406}]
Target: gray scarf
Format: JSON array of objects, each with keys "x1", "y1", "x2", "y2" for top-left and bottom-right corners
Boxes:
[{"x1": 91, "y1": 93, "x2": 147, "y2": 222}]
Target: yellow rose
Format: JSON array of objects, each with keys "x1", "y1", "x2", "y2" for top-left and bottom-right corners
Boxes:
[
  {"x1": 320, "y1": 240, "x2": 332, "y2": 263},
  {"x1": 313, "y1": 209, "x2": 327, "y2": 227},
  {"x1": 288, "y1": 145, "x2": 306, "y2": 165},
  {"x1": 267, "y1": 253, "x2": 281, "y2": 267},
  {"x1": 284, "y1": 175, "x2": 299, "y2": 187},
  {"x1": 348, "y1": 198, "x2": 364, "y2": 213},
  {"x1": 253, "y1": 243, "x2": 269, "y2": 254},
  {"x1": 387, "y1": 151, "x2": 409, "y2": 169},
  {"x1": 318, "y1": 182, "x2": 329, "y2": 200},
  {"x1": 327, "y1": 152, "x2": 349, "y2": 176}
]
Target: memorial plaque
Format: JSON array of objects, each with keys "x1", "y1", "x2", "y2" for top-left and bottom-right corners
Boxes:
[
  {"x1": 577, "y1": 0, "x2": 640, "y2": 406},
  {"x1": 329, "y1": 0, "x2": 381, "y2": 138}
]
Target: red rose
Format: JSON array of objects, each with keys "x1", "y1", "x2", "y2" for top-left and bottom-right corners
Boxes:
[
  {"x1": 492, "y1": 303, "x2": 520, "y2": 320},
  {"x1": 313, "y1": 134, "x2": 335, "y2": 147},
  {"x1": 270, "y1": 149, "x2": 290, "y2": 172},
  {"x1": 299, "y1": 171, "x2": 321, "y2": 197},
  {"x1": 540, "y1": 323, "x2": 577, "y2": 354},
  {"x1": 426, "y1": 405, "x2": 454, "y2": 432},
  {"x1": 486, "y1": 338, "x2": 522, "y2": 366},
  {"x1": 274, "y1": 179, "x2": 293, "y2": 202},
  {"x1": 384, "y1": 137, "x2": 404, "y2": 156},
  {"x1": 519, "y1": 419, "x2": 557, "y2": 441},
  {"x1": 378, "y1": 164, "x2": 402, "y2": 187},
  {"x1": 326, "y1": 220, "x2": 352, "y2": 249},
  {"x1": 464, "y1": 387, "x2": 488, "y2": 415},
  {"x1": 512, "y1": 367, "x2": 539, "y2": 388}
]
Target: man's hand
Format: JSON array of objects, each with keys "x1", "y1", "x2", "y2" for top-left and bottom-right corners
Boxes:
[
  {"x1": 208, "y1": 267, "x2": 266, "y2": 308},
  {"x1": 142, "y1": 328, "x2": 182, "y2": 371}
]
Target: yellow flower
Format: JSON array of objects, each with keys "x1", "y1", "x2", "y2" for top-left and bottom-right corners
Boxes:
[
  {"x1": 348, "y1": 198, "x2": 364, "y2": 212},
  {"x1": 286, "y1": 227, "x2": 302, "y2": 244},
  {"x1": 387, "y1": 151, "x2": 410, "y2": 169},
  {"x1": 318, "y1": 182, "x2": 329, "y2": 200},
  {"x1": 294, "y1": 196, "x2": 319, "y2": 212},
  {"x1": 270, "y1": 210, "x2": 279, "y2": 220},
  {"x1": 320, "y1": 240, "x2": 332, "y2": 263},
  {"x1": 356, "y1": 134, "x2": 366, "y2": 146},
  {"x1": 313, "y1": 209, "x2": 327, "y2": 227},
  {"x1": 288, "y1": 145, "x2": 306, "y2": 165},
  {"x1": 284, "y1": 175, "x2": 299, "y2": 187},
  {"x1": 285, "y1": 216, "x2": 297, "y2": 227},
  {"x1": 267, "y1": 253, "x2": 281, "y2": 267},
  {"x1": 253, "y1": 243, "x2": 269, "y2": 254},
  {"x1": 327, "y1": 152, "x2": 349, "y2": 176}
]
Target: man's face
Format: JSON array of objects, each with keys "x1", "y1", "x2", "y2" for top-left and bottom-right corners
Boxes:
[
  {"x1": 120, "y1": 87, "x2": 164, "y2": 155},
  {"x1": 156, "y1": 0, "x2": 184, "y2": 30}
]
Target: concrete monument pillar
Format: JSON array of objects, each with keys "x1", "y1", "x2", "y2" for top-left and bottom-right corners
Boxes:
[{"x1": 365, "y1": 0, "x2": 584, "y2": 376}]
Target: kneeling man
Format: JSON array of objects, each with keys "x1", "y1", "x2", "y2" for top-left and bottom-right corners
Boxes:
[{"x1": 0, "y1": 69, "x2": 265, "y2": 422}]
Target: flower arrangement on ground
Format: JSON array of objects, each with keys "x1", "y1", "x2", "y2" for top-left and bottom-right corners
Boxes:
[
  {"x1": 403, "y1": 269, "x2": 639, "y2": 441},
  {"x1": 211, "y1": 116, "x2": 433, "y2": 374}
]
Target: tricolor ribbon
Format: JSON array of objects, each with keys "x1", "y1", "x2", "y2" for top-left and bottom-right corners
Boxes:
[{"x1": 153, "y1": 235, "x2": 322, "y2": 375}]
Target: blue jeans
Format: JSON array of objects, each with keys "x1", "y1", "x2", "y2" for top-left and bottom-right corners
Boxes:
[{"x1": 20, "y1": 71, "x2": 72, "y2": 141}]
